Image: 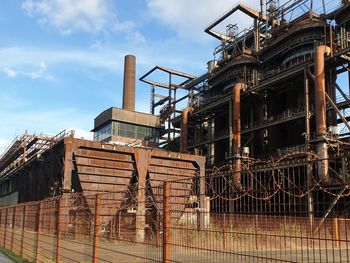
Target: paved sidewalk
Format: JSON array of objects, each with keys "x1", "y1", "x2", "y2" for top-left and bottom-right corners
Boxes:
[{"x1": 0, "y1": 252, "x2": 15, "y2": 263}]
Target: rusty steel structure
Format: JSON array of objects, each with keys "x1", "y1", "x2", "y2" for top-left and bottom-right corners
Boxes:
[
  {"x1": 0, "y1": 131, "x2": 205, "y2": 242},
  {"x1": 139, "y1": 0, "x2": 350, "y2": 218},
  {"x1": 1, "y1": 1, "x2": 350, "y2": 262},
  {"x1": 139, "y1": 66, "x2": 198, "y2": 148}
]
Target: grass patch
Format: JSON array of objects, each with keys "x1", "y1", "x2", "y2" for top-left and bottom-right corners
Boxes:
[{"x1": 0, "y1": 246, "x2": 33, "y2": 263}]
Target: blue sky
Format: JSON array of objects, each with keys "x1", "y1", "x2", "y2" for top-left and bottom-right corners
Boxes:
[{"x1": 0, "y1": 0, "x2": 346, "y2": 154}]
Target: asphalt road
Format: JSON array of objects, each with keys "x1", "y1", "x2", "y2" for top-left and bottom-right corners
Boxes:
[{"x1": 0, "y1": 252, "x2": 14, "y2": 263}]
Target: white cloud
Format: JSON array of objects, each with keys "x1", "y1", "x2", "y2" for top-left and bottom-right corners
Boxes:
[
  {"x1": 113, "y1": 20, "x2": 135, "y2": 32},
  {"x1": 1, "y1": 61, "x2": 50, "y2": 79},
  {"x1": 147, "y1": 0, "x2": 260, "y2": 40},
  {"x1": 22, "y1": 0, "x2": 116, "y2": 33},
  {"x1": 2, "y1": 67, "x2": 17, "y2": 77},
  {"x1": 89, "y1": 41, "x2": 102, "y2": 50},
  {"x1": 128, "y1": 31, "x2": 146, "y2": 44},
  {"x1": 21, "y1": 0, "x2": 144, "y2": 37}
]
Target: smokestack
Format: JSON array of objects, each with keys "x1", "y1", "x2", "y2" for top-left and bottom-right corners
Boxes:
[{"x1": 122, "y1": 55, "x2": 136, "y2": 111}]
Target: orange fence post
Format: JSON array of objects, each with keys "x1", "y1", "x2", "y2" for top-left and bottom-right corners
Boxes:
[
  {"x1": 35, "y1": 202, "x2": 42, "y2": 262},
  {"x1": 3, "y1": 208, "x2": 8, "y2": 248},
  {"x1": 10, "y1": 206, "x2": 16, "y2": 252},
  {"x1": 92, "y1": 194, "x2": 100, "y2": 263},
  {"x1": 163, "y1": 181, "x2": 170, "y2": 263},
  {"x1": 56, "y1": 197, "x2": 62, "y2": 263},
  {"x1": 333, "y1": 217, "x2": 340, "y2": 248},
  {"x1": 20, "y1": 204, "x2": 26, "y2": 257},
  {"x1": 0, "y1": 209, "x2": 3, "y2": 246}
]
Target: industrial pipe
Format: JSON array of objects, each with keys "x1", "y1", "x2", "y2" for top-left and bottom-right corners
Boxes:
[
  {"x1": 232, "y1": 82, "x2": 245, "y2": 186},
  {"x1": 122, "y1": 55, "x2": 136, "y2": 111},
  {"x1": 315, "y1": 45, "x2": 327, "y2": 136},
  {"x1": 180, "y1": 107, "x2": 193, "y2": 153},
  {"x1": 314, "y1": 45, "x2": 330, "y2": 183}
]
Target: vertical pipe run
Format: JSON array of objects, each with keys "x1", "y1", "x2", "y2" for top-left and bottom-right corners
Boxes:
[
  {"x1": 315, "y1": 45, "x2": 327, "y2": 136},
  {"x1": 122, "y1": 55, "x2": 136, "y2": 111},
  {"x1": 232, "y1": 82, "x2": 245, "y2": 153},
  {"x1": 23, "y1": 139, "x2": 27, "y2": 163},
  {"x1": 254, "y1": 19, "x2": 260, "y2": 53},
  {"x1": 232, "y1": 82, "x2": 245, "y2": 186},
  {"x1": 151, "y1": 85, "x2": 155, "y2": 114},
  {"x1": 173, "y1": 86, "x2": 177, "y2": 139},
  {"x1": 199, "y1": 160, "x2": 208, "y2": 229},
  {"x1": 314, "y1": 45, "x2": 330, "y2": 183},
  {"x1": 180, "y1": 107, "x2": 193, "y2": 153},
  {"x1": 168, "y1": 74, "x2": 172, "y2": 141},
  {"x1": 304, "y1": 68, "x2": 314, "y2": 230}
]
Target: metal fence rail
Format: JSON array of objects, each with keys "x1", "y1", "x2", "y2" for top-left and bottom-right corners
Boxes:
[
  {"x1": 161, "y1": 176, "x2": 350, "y2": 263},
  {"x1": 0, "y1": 176, "x2": 349, "y2": 262},
  {"x1": 0, "y1": 188, "x2": 164, "y2": 263}
]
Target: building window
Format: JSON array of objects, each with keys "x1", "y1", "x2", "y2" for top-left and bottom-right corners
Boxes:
[
  {"x1": 116, "y1": 121, "x2": 159, "y2": 142},
  {"x1": 95, "y1": 121, "x2": 159, "y2": 142},
  {"x1": 93, "y1": 122, "x2": 112, "y2": 141}
]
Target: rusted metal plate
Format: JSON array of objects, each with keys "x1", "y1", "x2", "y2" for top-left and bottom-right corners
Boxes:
[
  {"x1": 149, "y1": 157, "x2": 198, "y2": 169},
  {"x1": 148, "y1": 166, "x2": 197, "y2": 177},
  {"x1": 75, "y1": 148, "x2": 134, "y2": 163},
  {"x1": 76, "y1": 157, "x2": 134, "y2": 169}
]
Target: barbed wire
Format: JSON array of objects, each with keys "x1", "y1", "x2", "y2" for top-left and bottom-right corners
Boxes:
[{"x1": 205, "y1": 150, "x2": 350, "y2": 201}]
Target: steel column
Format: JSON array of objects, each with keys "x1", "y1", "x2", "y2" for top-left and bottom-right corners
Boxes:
[
  {"x1": 304, "y1": 68, "x2": 314, "y2": 230},
  {"x1": 180, "y1": 107, "x2": 193, "y2": 153}
]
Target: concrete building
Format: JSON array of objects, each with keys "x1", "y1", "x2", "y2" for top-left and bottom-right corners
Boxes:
[{"x1": 92, "y1": 55, "x2": 161, "y2": 147}]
